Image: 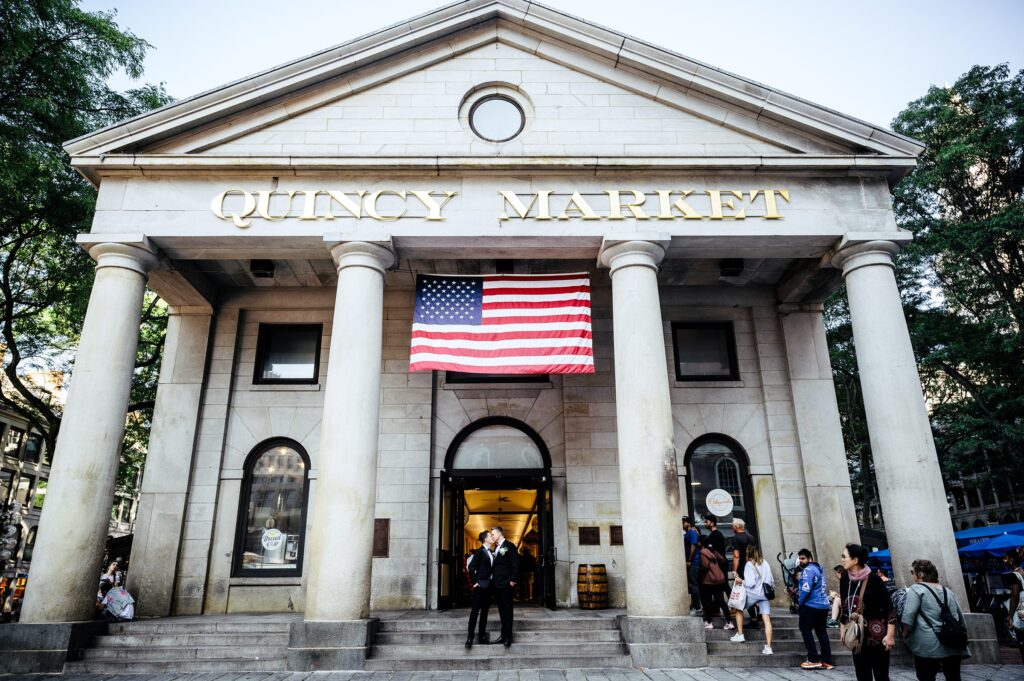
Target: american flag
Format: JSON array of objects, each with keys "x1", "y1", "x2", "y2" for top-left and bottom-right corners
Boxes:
[{"x1": 409, "y1": 272, "x2": 595, "y2": 374}]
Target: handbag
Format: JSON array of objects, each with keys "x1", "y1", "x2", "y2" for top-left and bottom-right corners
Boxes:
[
  {"x1": 728, "y1": 582, "x2": 747, "y2": 611},
  {"x1": 760, "y1": 563, "x2": 776, "y2": 600},
  {"x1": 841, "y1": 580, "x2": 867, "y2": 654}
]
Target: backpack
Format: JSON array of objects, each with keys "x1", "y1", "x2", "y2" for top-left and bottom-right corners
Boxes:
[{"x1": 921, "y1": 585, "x2": 968, "y2": 649}]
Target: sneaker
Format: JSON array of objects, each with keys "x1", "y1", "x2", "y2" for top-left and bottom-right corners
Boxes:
[
  {"x1": 704, "y1": 621, "x2": 714, "y2": 629},
  {"x1": 826, "y1": 618, "x2": 839, "y2": 628},
  {"x1": 729, "y1": 633, "x2": 745, "y2": 643},
  {"x1": 819, "y1": 662, "x2": 834, "y2": 670},
  {"x1": 724, "y1": 622, "x2": 736, "y2": 630},
  {"x1": 762, "y1": 645, "x2": 773, "y2": 655},
  {"x1": 800, "y1": 661, "x2": 822, "y2": 670},
  {"x1": 689, "y1": 608, "x2": 703, "y2": 616}
]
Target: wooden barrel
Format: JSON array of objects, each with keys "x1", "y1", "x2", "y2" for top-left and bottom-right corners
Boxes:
[{"x1": 577, "y1": 564, "x2": 608, "y2": 609}]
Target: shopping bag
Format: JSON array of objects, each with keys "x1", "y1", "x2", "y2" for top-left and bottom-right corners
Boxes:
[{"x1": 728, "y1": 583, "x2": 747, "y2": 611}]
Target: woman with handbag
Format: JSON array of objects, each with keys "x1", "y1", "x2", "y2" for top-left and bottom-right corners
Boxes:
[
  {"x1": 901, "y1": 559, "x2": 970, "y2": 681},
  {"x1": 839, "y1": 543, "x2": 896, "y2": 681},
  {"x1": 699, "y1": 539, "x2": 729, "y2": 629},
  {"x1": 729, "y1": 544, "x2": 775, "y2": 655}
]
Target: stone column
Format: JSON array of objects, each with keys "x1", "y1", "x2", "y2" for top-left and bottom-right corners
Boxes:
[
  {"x1": 20, "y1": 241, "x2": 158, "y2": 623},
  {"x1": 780, "y1": 306, "x2": 860, "y2": 589},
  {"x1": 128, "y1": 307, "x2": 212, "y2": 616},
  {"x1": 599, "y1": 239, "x2": 705, "y2": 668},
  {"x1": 290, "y1": 240, "x2": 394, "y2": 670},
  {"x1": 833, "y1": 241, "x2": 966, "y2": 604}
]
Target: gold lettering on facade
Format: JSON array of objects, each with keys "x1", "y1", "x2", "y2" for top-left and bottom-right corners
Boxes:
[
  {"x1": 410, "y1": 190, "x2": 457, "y2": 221},
  {"x1": 256, "y1": 190, "x2": 298, "y2": 221},
  {"x1": 707, "y1": 190, "x2": 746, "y2": 220},
  {"x1": 325, "y1": 191, "x2": 366, "y2": 219},
  {"x1": 365, "y1": 190, "x2": 408, "y2": 221},
  {"x1": 654, "y1": 190, "x2": 703, "y2": 219},
  {"x1": 557, "y1": 192, "x2": 601, "y2": 220},
  {"x1": 748, "y1": 189, "x2": 790, "y2": 219},
  {"x1": 498, "y1": 190, "x2": 553, "y2": 221},
  {"x1": 211, "y1": 189, "x2": 258, "y2": 228},
  {"x1": 605, "y1": 190, "x2": 649, "y2": 220}
]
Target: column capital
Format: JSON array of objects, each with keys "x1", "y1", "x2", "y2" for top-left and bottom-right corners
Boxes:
[
  {"x1": 77, "y1": 235, "x2": 159, "y2": 276},
  {"x1": 324, "y1": 237, "x2": 396, "y2": 274},
  {"x1": 830, "y1": 239, "x2": 901, "y2": 277},
  {"x1": 598, "y1": 237, "x2": 669, "y2": 275}
]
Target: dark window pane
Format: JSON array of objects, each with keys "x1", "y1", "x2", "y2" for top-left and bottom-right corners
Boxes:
[
  {"x1": 981, "y1": 484, "x2": 995, "y2": 506},
  {"x1": 14, "y1": 476, "x2": 33, "y2": 505},
  {"x1": 23, "y1": 435, "x2": 41, "y2": 463},
  {"x1": 4, "y1": 427, "x2": 25, "y2": 457},
  {"x1": 373, "y1": 519, "x2": 390, "y2": 557},
  {"x1": 610, "y1": 525, "x2": 623, "y2": 546},
  {"x1": 239, "y1": 444, "x2": 307, "y2": 572},
  {"x1": 579, "y1": 527, "x2": 600, "y2": 545},
  {"x1": 22, "y1": 527, "x2": 37, "y2": 562},
  {"x1": 255, "y1": 325, "x2": 321, "y2": 383},
  {"x1": 446, "y1": 371, "x2": 549, "y2": 384},
  {"x1": 673, "y1": 323, "x2": 738, "y2": 380}
]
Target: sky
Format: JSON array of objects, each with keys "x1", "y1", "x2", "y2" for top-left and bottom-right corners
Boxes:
[{"x1": 78, "y1": 0, "x2": 1024, "y2": 131}]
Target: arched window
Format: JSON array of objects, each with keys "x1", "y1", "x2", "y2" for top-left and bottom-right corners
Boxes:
[
  {"x1": 959, "y1": 520, "x2": 970, "y2": 531},
  {"x1": 234, "y1": 439, "x2": 310, "y2": 576},
  {"x1": 1003, "y1": 514, "x2": 1017, "y2": 525},
  {"x1": 446, "y1": 417, "x2": 550, "y2": 473},
  {"x1": 972, "y1": 518, "x2": 986, "y2": 528},
  {"x1": 684, "y1": 435, "x2": 756, "y2": 541}
]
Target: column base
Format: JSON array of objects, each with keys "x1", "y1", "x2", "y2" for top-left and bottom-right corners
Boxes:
[
  {"x1": 618, "y1": 615, "x2": 708, "y2": 668},
  {"x1": 287, "y1": 619, "x2": 377, "y2": 670},
  {"x1": 0, "y1": 621, "x2": 107, "y2": 673},
  {"x1": 963, "y1": 612, "x2": 1000, "y2": 664}
]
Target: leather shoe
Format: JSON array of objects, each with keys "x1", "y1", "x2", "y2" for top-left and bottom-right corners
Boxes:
[
  {"x1": 465, "y1": 637, "x2": 473, "y2": 648},
  {"x1": 503, "y1": 638, "x2": 512, "y2": 648},
  {"x1": 478, "y1": 634, "x2": 491, "y2": 644}
]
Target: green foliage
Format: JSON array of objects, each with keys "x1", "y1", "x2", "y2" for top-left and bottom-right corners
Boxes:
[
  {"x1": 830, "y1": 64, "x2": 1024, "y2": 521},
  {"x1": 0, "y1": 0, "x2": 172, "y2": 496}
]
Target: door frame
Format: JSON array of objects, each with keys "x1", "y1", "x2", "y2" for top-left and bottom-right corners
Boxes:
[{"x1": 437, "y1": 417, "x2": 557, "y2": 609}]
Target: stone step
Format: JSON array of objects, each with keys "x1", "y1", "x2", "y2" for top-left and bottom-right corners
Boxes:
[
  {"x1": 79, "y1": 644, "x2": 285, "y2": 662},
  {"x1": 705, "y1": 627, "x2": 841, "y2": 640},
  {"x1": 707, "y1": 652, "x2": 914, "y2": 668},
  {"x1": 376, "y1": 629, "x2": 623, "y2": 644},
  {"x1": 107, "y1": 620, "x2": 290, "y2": 634},
  {"x1": 64, "y1": 657, "x2": 288, "y2": 673},
  {"x1": 363, "y1": 654, "x2": 634, "y2": 671},
  {"x1": 91, "y1": 632, "x2": 290, "y2": 647},
  {"x1": 369, "y1": 641, "x2": 628, "y2": 659},
  {"x1": 376, "y1": 618, "x2": 620, "y2": 632},
  {"x1": 707, "y1": 640, "x2": 850, "y2": 654}
]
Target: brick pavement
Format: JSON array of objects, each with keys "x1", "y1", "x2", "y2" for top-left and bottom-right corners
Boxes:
[{"x1": 1, "y1": 664, "x2": 1021, "y2": 681}]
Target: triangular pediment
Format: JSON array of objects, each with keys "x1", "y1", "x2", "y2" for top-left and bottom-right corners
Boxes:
[
  {"x1": 166, "y1": 41, "x2": 841, "y2": 157},
  {"x1": 64, "y1": 0, "x2": 923, "y2": 176}
]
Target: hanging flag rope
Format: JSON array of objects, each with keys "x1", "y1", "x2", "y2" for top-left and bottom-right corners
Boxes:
[{"x1": 409, "y1": 272, "x2": 595, "y2": 374}]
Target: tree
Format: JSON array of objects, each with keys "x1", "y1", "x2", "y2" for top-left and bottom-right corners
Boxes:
[
  {"x1": 829, "y1": 64, "x2": 1024, "y2": 520},
  {"x1": 0, "y1": 0, "x2": 172, "y2": 491}
]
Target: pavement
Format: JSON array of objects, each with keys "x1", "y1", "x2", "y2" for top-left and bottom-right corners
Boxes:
[{"x1": 1, "y1": 666, "x2": 1021, "y2": 680}]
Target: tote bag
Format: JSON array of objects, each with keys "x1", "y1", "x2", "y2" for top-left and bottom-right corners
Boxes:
[
  {"x1": 841, "y1": 580, "x2": 867, "y2": 654},
  {"x1": 728, "y1": 582, "x2": 747, "y2": 611}
]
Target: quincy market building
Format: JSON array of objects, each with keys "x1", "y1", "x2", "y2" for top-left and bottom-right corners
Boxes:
[{"x1": 13, "y1": 0, "x2": 995, "y2": 670}]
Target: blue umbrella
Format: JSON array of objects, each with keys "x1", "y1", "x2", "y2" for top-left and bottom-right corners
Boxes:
[
  {"x1": 954, "y1": 521, "x2": 1024, "y2": 547},
  {"x1": 958, "y1": 532, "x2": 1024, "y2": 557}
]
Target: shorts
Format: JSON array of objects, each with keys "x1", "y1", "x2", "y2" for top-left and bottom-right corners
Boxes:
[{"x1": 746, "y1": 594, "x2": 771, "y2": 615}]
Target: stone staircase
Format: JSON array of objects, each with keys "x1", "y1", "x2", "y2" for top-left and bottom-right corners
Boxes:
[
  {"x1": 704, "y1": 612, "x2": 912, "y2": 668},
  {"x1": 63, "y1": 615, "x2": 292, "y2": 673},
  {"x1": 364, "y1": 611, "x2": 632, "y2": 670}
]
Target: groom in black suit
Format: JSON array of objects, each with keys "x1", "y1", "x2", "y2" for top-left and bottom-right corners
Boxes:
[
  {"x1": 489, "y1": 526, "x2": 520, "y2": 648},
  {"x1": 466, "y1": 530, "x2": 494, "y2": 648}
]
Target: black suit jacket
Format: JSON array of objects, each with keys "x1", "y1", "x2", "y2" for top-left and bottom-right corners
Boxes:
[
  {"x1": 468, "y1": 547, "x2": 494, "y2": 588},
  {"x1": 491, "y1": 540, "x2": 520, "y2": 589}
]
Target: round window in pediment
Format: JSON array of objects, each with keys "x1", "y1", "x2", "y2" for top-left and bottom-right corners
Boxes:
[{"x1": 469, "y1": 95, "x2": 525, "y2": 143}]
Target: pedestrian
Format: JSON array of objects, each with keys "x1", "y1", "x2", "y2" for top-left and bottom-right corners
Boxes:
[
  {"x1": 95, "y1": 581, "x2": 135, "y2": 622},
  {"x1": 796, "y1": 548, "x2": 834, "y2": 670},
  {"x1": 683, "y1": 516, "x2": 703, "y2": 616},
  {"x1": 699, "y1": 537, "x2": 729, "y2": 629},
  {"x1": 828, "y1": 564, "x2": 845, "y2": 627},
  {"x1": 901, "y1": 559, "x2": 970, "y2": 681},
  {"x1": 703, "y1": 515, "x2": 735, "y2": 630},
  {"x1": 1006, "y1": 551, "x2": 1024, "y2": 664},
  {"x1": 839, "y1": 543, "x2": 896, "y2": 681},
  {"x1": 465, "y1": 530, "x2": 494, "y2": 648},
  {"x1": 490, "y1": 526, "x2": 519, "y2": 648},
  {"x1": 729, "y1": 543, "x2": 775, "y2": 655},
  {"x1": 730, "y1": 518, "x2": 759, "y2": 627}
]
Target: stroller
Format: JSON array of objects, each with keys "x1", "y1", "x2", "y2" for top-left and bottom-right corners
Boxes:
[{"x1": 777, "y1": 552, "x2": 801, "y2": 613}]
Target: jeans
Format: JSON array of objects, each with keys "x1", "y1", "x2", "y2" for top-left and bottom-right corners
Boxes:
[
  {"x1": 700, "y1": 583, "x2": 729, "y2": 621},
  {"x1": 852, "y1": 645, "x2": 890, "y2": 681},
  {"x1": 798, "y1": 605, "x2": 832, "y2": 664},
  {"x1": 912, "y1": 655, "x2": 962, "y2": 681},
  {"x1": 687, "y1": 564, "x2": 702, "y2": 610}
]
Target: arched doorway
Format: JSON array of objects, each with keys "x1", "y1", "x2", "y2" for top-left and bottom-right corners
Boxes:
[
  {"x1": 438, "y1": 417, "x2": 556, "y2": 610},
  {"x1": 683, "y1": 435, "x2": 758, "y2": 542}
]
